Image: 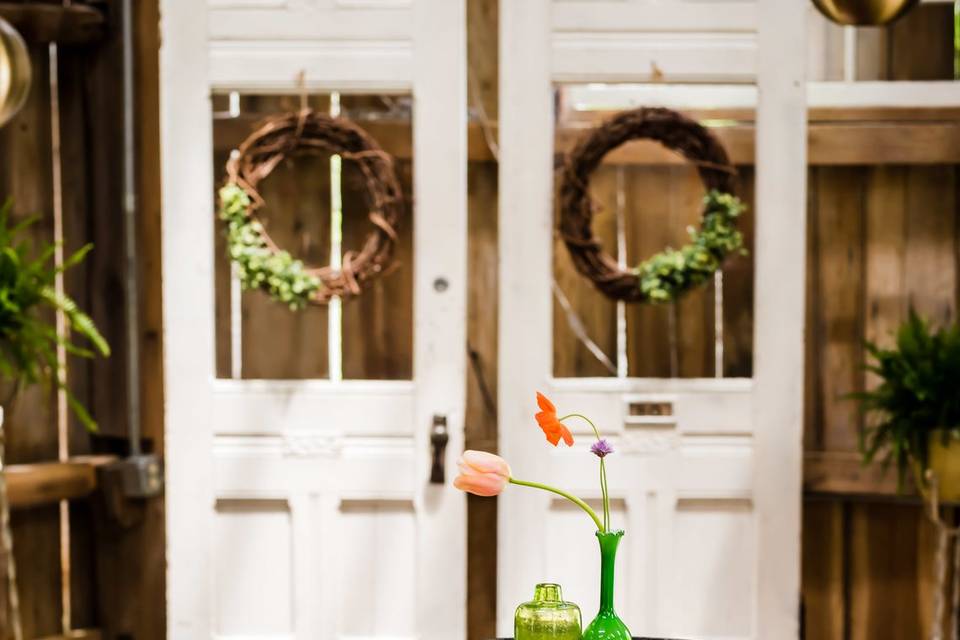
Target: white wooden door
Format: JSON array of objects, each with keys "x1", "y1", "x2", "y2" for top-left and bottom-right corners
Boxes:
[
  {"x1": 498, "y1": 1, "x2": 806, "y2": 638},
  {"x1": 160, "y1": 1, "x2": 468, "y2": 639}
]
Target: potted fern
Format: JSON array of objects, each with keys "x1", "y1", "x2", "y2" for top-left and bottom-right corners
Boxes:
[
  {"x1": 0, "y1": 199, "x2": 109, "y2": 639},
  {"x1": 857, "y1": 311, "x2": 960, "y2": 500}
]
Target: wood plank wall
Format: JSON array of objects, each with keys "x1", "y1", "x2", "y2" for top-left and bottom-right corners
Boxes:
[
  {"x1": 802, "y1": 13, "x2": 958, "y2": 640},
  {"x1": 802, "y1": 165, "x2": 960, "y2": 639},
  {"x1": 0, "y1": 40, "x2": 63, "y2": 640},
  {"x1": 0, "y1": 1, "x2": 165, "y2": 638}
]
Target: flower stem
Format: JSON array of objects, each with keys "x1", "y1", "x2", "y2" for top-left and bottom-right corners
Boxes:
[
  {"x1": 600, "y1": 458, "x2": 610, "y2": 531},
  {"x1": 509, "y1": 477, "x2": 604, "y2": 532},
  {"x1": 559, "y1": 413, "x2": 602, "y2": 440},
  {"x1": 559, "y1": 412, "x2": 611, "y2": 530}
]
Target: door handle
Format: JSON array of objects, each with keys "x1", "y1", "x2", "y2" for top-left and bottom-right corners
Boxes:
[{"x1": 430, "y1": 415, "x2": 449, "y2": 484}]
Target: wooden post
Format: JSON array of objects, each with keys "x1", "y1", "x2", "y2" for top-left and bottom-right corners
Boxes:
[
  {"x1": 159, "y1": 0, "x2": 216, "y2": 633},
  {"x1": 754, "y1": 0, "x2": 807, "y2": 636}
]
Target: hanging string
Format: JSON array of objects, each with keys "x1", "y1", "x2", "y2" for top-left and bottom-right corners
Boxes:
[
  {"x1": 297, "y1": 69, "x2": 308, "y2": 113},
  {"x1": 552, "y1": 280, "x2": 617, "y2": 376}
]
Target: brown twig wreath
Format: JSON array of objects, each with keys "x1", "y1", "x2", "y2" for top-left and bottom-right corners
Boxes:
[
  {"x1": 218, "y1": 109, "x2": 403, "y2": 308},
  {"x1": 558, "y1": 107, "x2": 746, "y2": 304}
]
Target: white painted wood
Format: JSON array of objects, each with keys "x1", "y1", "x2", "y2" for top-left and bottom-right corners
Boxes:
[
  {"x1": 211, "y1": 380, "x2": 415, "y2": 435},
  {"x1": 562, "y1": 84, "x2": 759, "y2": 112},
  {"x1": 208, "y1": 41, "x2": 413, "y2": 93},
  {"x1": 552, "y1": 32, "x2": 757, "y2": 84},
  {"x1": 552, "y1": 2, "x2": 756, "y2": 33},
  {"x1": 809, "y1": 81, "x2": 960, "y2": 107},
  {"x1": 163, "y1": 0, "x2": 468, "y2": 638},
  {"x1": 410, "y1": 0, "x2": 468, "y2": 638},
  {"x1": 563, "y1": 81, "x2": 960, "y2": 113},
  {"x1": 161, "y1": 0, "x2": 217, "y2": 636},
  {"x1": 550, "y1": 0, "x2": 757, "y2": 83},
  {"x1": 208, "y1": 0, "x2": 415, "y2": 92},
  {"x1": 498, "y1": 1, "x2": 555, "y2": 638},
  {"x1": 499, "y1": 0, "x2": 807, "y2": 637},
  {"x1": 754, "y1": 0, "x2": 807, "y2": 636}
]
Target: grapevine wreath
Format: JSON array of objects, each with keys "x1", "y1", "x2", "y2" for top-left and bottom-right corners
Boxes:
[
  {"x1": 558, "y1": 106, "x2": 746, "y2": 304},
  {"x1": 219, "y1": 109, "x2": 404, "y2": 308}
]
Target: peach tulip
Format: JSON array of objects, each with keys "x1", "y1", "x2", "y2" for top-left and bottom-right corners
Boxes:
[{"x1": 453, "y1": 450, "x2": 511, "y2": 497}]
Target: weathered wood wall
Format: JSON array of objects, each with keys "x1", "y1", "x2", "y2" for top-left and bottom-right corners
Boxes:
[
  {"x1": 802, "y1": 164, "x2": 960, "y2": 640},
  {"x1": 0, "y1": 1, "x2": 164, "y2": 638}
]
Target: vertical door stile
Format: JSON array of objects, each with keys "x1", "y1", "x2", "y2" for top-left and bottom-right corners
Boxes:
[
  {"x1": 497, "y1": 0, "x2": 555, "y2": 636},
  {"x1": 160, "y1": 0, "x2": 216, "y2": 636},
  {"x1": 754, "y1": 0, "x2": 807, "y2": 636},
  {"x1": 413, "y1": 1, "x2": 468, "y2": 639}
]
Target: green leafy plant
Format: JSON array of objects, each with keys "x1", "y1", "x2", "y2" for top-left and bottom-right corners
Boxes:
[
  {"x1": 219, "y1": 184, "x2": 323, "y2": 309},
  {"x1": 0, "y1": 200, "x2": 110, "y2": 429},
  {"x1": 634, "y1": 190, "x2": 746, "y2": 303},
  {"x1": 856, "y1": 311, "x2": 960, "y2": 489}
]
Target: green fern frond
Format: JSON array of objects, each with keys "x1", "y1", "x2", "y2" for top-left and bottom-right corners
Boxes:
[
  {"x1": 0, "y1": 199, "x2": 110, "y2": 430},
  {"x1": 40, "y1": 287, "x2": 110, "y2": 357},
  {"x1": 855, "y1": 310, "x2": 960, "y2": 491}
]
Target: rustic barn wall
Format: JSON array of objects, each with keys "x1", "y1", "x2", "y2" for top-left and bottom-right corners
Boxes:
[
  {"x1": 0, "y1": 41, "x2": 63, "y2": 640},
  {"x1": 802, "y1": 164, "x2": 960, "y2": 640},
  {"x1": 0, "y1": 1, "x2": 165, "y2": 638}
]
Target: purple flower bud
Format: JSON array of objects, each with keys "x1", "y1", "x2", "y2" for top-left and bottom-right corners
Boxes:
[{"x1": 590, "y1": 438, "x2": 614, "y2": 458}]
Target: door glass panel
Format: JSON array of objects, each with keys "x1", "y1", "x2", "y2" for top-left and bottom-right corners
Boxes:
[
  {"x1": 552, "y1": 85, "x2": 756, "y2": 379},
  {"x1": 211, "y1": 92, "x2": 414, "y2": 380}
]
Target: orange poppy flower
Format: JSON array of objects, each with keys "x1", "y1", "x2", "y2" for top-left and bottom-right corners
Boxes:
[{"x1": 535, "y1": 392, "x2": 574, "y2": 447}]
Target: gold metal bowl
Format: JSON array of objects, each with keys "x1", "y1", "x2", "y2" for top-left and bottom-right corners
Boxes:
[
  {"x1": 811, "y1": 0, "x2": 920, "y2": 25},
  {"x1": 0, "y1": 17, "x2": 31, "y2": 128}
]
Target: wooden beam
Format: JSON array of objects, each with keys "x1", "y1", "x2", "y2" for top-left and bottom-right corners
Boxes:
[
  {"x1": 214, "y1": 113, "x2": 960, "y2": 166},
  {"x1": 36, "y1": 629, "x2": 102, "y2": 640},
  {"x1": 564, "y1": 106, "x2": 960, "y2": 124},
  {"x1": 6, "y1": 456, "x2": 116, "y2": 509},
  {"x1": 803, "y1": 451, "x2": 912, "y2": 497},
  {"x1": 0, "y1": 3, "x2": 105, "y2": 45}
]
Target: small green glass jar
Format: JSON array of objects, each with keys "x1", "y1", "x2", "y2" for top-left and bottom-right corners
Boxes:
[{"x1": 515, "y1": 583, "x2": 582, "y2": 640}]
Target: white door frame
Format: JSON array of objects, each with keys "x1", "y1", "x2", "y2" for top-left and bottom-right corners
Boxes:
[
  {"x1": 497, "y1": 0, "x2": 807, "y2": 637},
  {"x1": 753, "y1": 0, "x2": 807, "y2": 636},
  {"x1": 160, "y1": 1, "x2": 467, "y2": 638},
  {"x1": 160, "y1": 0, "x2": 216, "y2": 634}
]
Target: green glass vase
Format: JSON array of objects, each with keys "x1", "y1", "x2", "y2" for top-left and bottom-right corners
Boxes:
[
  {"x1": 515, "y1": 582, "x2": 582, "y2": 640},
  {"x1": 582, "y1": 530, "x2": 631, "y2": 640}
]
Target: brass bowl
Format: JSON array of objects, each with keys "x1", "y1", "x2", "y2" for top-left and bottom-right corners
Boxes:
[
  {"x1": 812, "y1": 0, "x2": 920, "y2": 25},
  {"x1": 0, "y1": 17, "x2": 31, "y2": 128}
]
